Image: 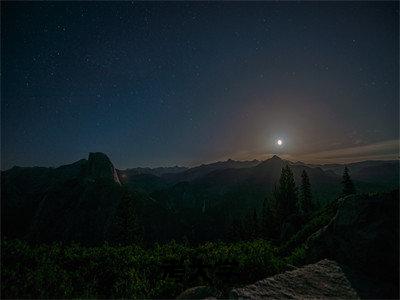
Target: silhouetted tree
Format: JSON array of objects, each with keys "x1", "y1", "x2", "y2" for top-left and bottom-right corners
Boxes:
[
  {"x1": 299, "y1": 170, "x2": 312, "y2": 215},
  {"x1": 241, "y1": 209, "x2": 259, "y2": 239},
  {"x1": 275, "y1": 165, "x2": 298, "y2": 225},
  {"x1": 261, "y1": 197, "x2": 277, "y2": 239},
  {"x1": 109, "y1": 189, "x2": 142, "y2": 244},
  {"x1": 261, "y1": 197, "x2": 269, "y2": 234},
  {"x1": 228, "y1": 218, "x2": 244, "y2": 241},
  {"x1": 251, "y1": 208, "x2": 259, "y2": 238},
  {"x1": 341, "y1": 166, "x2": 356, "y2": 196}
]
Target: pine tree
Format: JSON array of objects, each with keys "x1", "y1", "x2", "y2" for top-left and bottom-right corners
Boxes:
[
  {"x1": 251, "y1": 208, "x2": 259, "y2": 238},
  {"x1": 342, "y1": 166, "x2": 356, "y2": 196},
  {"x1": 110, "y1": 189, "x2": 142, "y2": 244},
  {"x1": 275, "y1": 165, "x2": 298, "y2": 225},
  {"x1": 261, "y1": 197, "x2": 269, "y2": 236},
  {"x1": 300, "y1": 170, "x2": 312, "y2": 215},
  {"x1": 229, "y1": 218, "x2": 244, "y2": 241},
  {"x1": 261, "y1": 197, "x2": 277, "y2": 239},
  {"x1": 241, "y1": 209, "x2": 259, "y2": 240}
]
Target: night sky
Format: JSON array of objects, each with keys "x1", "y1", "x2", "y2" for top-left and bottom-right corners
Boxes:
[{"x1": 2, "y1": 1, "x2": 399, "y2": 169}]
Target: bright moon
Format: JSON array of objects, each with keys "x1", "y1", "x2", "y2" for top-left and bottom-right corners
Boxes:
[{"x1": 277, "y1": 139, "x2": 283, "y2": 146}]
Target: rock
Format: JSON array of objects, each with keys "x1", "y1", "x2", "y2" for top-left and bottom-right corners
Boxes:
[
  {"x1": 306, "y1": 190, "x2": 399, "y2": 298},
  {"x1": 85, "y1": 152, "x2": 121, "y2": 184},
  {"x1": 176, "y1": 286, "x2": 219, "y2": 299},
  {"x1": 230, "y1": 259, "x2": 359, "y2": 299}
]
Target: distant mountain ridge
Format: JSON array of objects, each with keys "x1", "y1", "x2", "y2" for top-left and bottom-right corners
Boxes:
[
  {"x1": 2, "y1": 152, "x2": 398, "y2": 244},
  {"x1": 117, "y1": 166, "x2": 187, "y2": 178},
  {"x1": 4, "y1": 152, "x2": 122, "y2": 185},
  {"x1": 4, "y1": 153, "x2": 398, "y2": 183},
  {"x1": 3, "y1": 153, "x2": 398, "y2": 197},
  {"x1": 1, "y1": 152, "x2": 124, "y2": 243},
  {"x1": 161, "y1": 158, "x2": 261, "y2": 182},
  {"x1": 149, "y1": 155, "x2": 342, "y2": 221},
  {"x1": 292, "y1": 160, "x2": 398, "y2": 187}
]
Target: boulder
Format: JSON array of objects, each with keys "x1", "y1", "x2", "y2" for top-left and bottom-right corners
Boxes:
[{"x1": 230, "y1": 259, "x2": 359, "y2": 299}]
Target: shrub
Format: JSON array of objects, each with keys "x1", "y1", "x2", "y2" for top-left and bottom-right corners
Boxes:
[{"x1": 1, "y1": 239, "x2": 285, "y2": 299}]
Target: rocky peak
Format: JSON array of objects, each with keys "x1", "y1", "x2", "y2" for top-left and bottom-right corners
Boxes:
[
  {"x1": 84, "y1": 152, "x2": 120, "y2": 184},
  {"x1": 257, "y1": 155, "x2": 285, "y2": 168},
  {"x1": 270, "y1": 154, "x2": 282, "y2": 161}
]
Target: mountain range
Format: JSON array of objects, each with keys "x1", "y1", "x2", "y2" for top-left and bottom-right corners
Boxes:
[{"x1": 1, "y1": 152, "x2": 398, "y2": 244}]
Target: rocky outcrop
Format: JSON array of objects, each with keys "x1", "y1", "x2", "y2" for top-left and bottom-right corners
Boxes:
[
  {"x1": 230, "y1": 259, "x2": 359, "y2": 299},
  {"x1": 2, "y1": 152, "x2": 128, "y2": 244},
  {"x1": 228, "y1": 191, "x2": 399, "y2": 299},
  {"x1": 305, "y1": 190, "x2": 399, "y2": 298},
  {"x1": 84, "y1": 152, "x2": 121, "y2": 184}
]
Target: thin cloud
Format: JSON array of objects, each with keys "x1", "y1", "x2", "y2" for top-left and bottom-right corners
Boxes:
[{"x1": 297, "y1": 139, "x2": 399, "y2": 164}]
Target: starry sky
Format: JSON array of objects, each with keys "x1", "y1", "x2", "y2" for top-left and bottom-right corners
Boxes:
[{"x1": 2, "y1": 1, "x2": 399, "y2": 169}]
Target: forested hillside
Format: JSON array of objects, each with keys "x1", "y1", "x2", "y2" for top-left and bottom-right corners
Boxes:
[{"x1": 2, "y1": 153, "x2": 398, "y2": 245}]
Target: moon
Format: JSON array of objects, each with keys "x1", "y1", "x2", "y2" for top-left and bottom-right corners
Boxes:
[{"x1": 276, "y1": 139, "x2": 283, "y2": 146}]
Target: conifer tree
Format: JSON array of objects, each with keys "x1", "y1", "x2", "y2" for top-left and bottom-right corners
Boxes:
[
  {"x1": 251, "y1": 208, "x2": 259, "y2": 238},
  {"x1": 275, "y1": 165, "x2": 298, "y2": 225},
  {"x1": 300, "y1": 170, "x2": 312, "y2": 215},
  {"x1": 342, "y1": 166, "x2": 356, "y2": 196},
  {"x1": 242, "y1": 209, "x2": 259, "y2": 239},
  {"x1": 229, "y1": 218, "x2": 244, "y2": 241},
  {"x1": 261, "y1": 197, "x2": 269, "y2": 235},
  {"x1": 110, "y1": 189, "x2": 142, "y2": 244},
  {"x1": 261, "y1": 197, "x2": 277, "y2": 238}
]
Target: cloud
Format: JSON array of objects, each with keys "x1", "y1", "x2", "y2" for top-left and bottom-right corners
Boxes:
[
  {"x1": 296, "y1": 139, "x2": 399, "y2": 163},
  {"x1": 201, "y1": 139, "x2": 399, "y2": 166}
]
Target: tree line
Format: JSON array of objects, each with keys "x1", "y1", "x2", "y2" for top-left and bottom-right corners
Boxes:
[
  {"x1": 230, "y1": 165, "x2": 356, "y2": 241},
  {"x1": 107, "y1": 164, "x2": 356, "y2": 245}
]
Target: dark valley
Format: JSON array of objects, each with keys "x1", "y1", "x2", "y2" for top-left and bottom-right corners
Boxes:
[{"x1": 1, "y1": 153, "x2": 399, "y2": 298}]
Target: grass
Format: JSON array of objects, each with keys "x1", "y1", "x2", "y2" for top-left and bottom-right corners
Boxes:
[{"x1": 1, "y1": 238, "x2": 303, "y2": 299}]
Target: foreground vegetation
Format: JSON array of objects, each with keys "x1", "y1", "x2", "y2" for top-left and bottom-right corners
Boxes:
[
  {"x1": 1, "y1": 238, "x2": 309, "y2": 299},
  {"x1": 1, "y1": 164, "x2": 351, "y2": 298}
]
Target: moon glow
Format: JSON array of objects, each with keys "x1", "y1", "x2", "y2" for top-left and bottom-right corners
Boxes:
[{"x1": 277, "y1": 139, "x2": 283, "y2": 146}]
